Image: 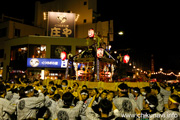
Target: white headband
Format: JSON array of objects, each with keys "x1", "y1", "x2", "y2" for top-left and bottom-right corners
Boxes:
[
  {"x1": 145, "y1": 99, "x2": 155, "y2": 108},
  {"x1": 51, "y1": 88, "x2": 55, "y2": 92},
  {"x1": 25, "y1": 89, "x2": 34, "y2": 94},
  {"x1": 81, "y1": 92, "x2": 88, "y2": 95}
]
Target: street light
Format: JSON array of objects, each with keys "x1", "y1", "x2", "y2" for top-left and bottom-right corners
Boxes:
[{"x1": 118, "y1": 31, "x2": 124, "y2": 35}]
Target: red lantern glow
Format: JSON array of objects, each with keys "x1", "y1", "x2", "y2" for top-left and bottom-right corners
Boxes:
[
  {"x1": 61, "y1": 51, "x2": 66, "y2": 60},
  {"x1": 97, "y1": 48, "x2": 104, "y2": 58},
  {"x1": 88, "y1": 28, "x2": 94, "y2": 38},
  {"x1": 123, "y1": 55, "x2": 130, "y2": 63}
]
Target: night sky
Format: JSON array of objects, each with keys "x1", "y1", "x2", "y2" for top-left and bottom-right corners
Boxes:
[
  {"x1": 98, "y1": 1, "x2": 180, "y2": 71},
  {"x1": 0, "y1": 0, "x2": 180, "y2": 71}
]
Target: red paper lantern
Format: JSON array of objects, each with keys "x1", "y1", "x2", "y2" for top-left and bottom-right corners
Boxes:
[
  {"x1": 61, "y1": 51, "x2": 66, "y2": 60},
  {"x1": 123, "y1": 55, "x2": 130, "y2": 63},
  {"x1": 97, "y1": 48, "x2": 104, "y2": 58},
  {"x1": 88, "y1": 28, "x2": 94, "y2": 38}
]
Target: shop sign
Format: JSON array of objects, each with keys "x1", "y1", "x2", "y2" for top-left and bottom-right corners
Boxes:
[
  {"x1": 48, "y1": 12, "x2": 75, "y2": 37},
  {"x1": 27, "y1": 58, "x2": 68, "y2": 68}
]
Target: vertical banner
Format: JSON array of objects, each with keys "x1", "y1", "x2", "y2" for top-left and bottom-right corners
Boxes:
[{"x1": 48, "y1": 12, "x2": 75, "y2": 37}]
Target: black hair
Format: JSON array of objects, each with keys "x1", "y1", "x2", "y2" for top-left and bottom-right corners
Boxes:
[
  {"x1": 102, "y1": 90, "x2": 108, "y2": 94},
  {"x1": 99, "y1": 99, "x2": 112, "y2": 115},
  {"x1": 82, "y1": 85, "x2": 88, "y2": 89},
  {"x1": 62, "y1": 92, "x2": 74, "y2": 107},
  {"x1": 80, "y1": 89, "x2": 89, "y2": 101},
  {"x1": 34, "y1": 79, "x2": 39, "y2": 82},
  {"x1": 118, "y1": 83, "x2": 128, "y2": 96},
  {"x1": 49, "y1": 81, "x2": 54, "y2": 85},
  {"x1": 133, "y1": 87, "x2": 140, "y2": 94},
  {"x1": 152, "y1": 86, "x2": 160, "y2": 94},
  {"x1": 0, "y1": 84, "x2": 6, "y2": 95},
  {"x1": 73, "y1": 82, "x2": 79, "y2": 87},
  {"x1": 19, "y1": 87, "x2": 26, "y2": 99},
  {"x1": 118, "y1": 83, "x2": 128, "y2": 91},
  {"x1": 100, "y1": 90, "x2": 108, "y2": 97},
  {"x1": 25, "y1": 86, "x2": 34, "y2": 92},
  {"x1": 93, "y1": 88, "x2": 99, "y2": 94},
  {"x1": 34, "y1": 90, "x2": 39, "y2": 96},
  {"x1": 42, "y1": 85, "x2": 47, "y2": 89},
  {"x1": 61, "y1": 80, "x2": 68, "y2": 86},
  {"x1": 53, "y1": 94, "x2": 61, "y2": 101},
  {"x1": 143, "y1": 86, "x2": 151, "y2": 94},
  {"x1": 51, "y1": 87, "x2": 56, "y2": 92},
  {"x1": 80, "y1": 89, "x2": 89, "y2": 94},
  {"x1": 24, "y1": 86, "x2": 34, "y2": 96},
  {"x1": 5, "y1": 85, "x2": 10, "y2": 89},
  {"x1": 56, "y1": 84, "x2": 62, "y2": 89},
  {"x1": 12, "y1": 88, "x2": 19, "y2": 93},
  {"x1": 146, "y1": 95, "x2": 158, "y2": 111}
]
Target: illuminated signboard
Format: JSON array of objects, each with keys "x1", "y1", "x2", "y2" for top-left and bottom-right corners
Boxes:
[
  {"x1": 27, "y1": 58, "x2": 68, "y2": 68},
  {"x1": 48, "y1": 12, "x2": 75, "y2": 37}
]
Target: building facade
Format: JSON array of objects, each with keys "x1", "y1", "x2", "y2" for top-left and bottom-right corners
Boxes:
[
  {"x1": 0, "y1": 20, "x2": 45, "y2": 79},
  {"x1": 0, "y1": 0, "x2": 113, "y2": 80},
  {"x1": 34, "y1": 0, "x2": 113, "y2": 42},
  {"x1": 2, "y1": 35, "x2": 93, "y2": 80}
]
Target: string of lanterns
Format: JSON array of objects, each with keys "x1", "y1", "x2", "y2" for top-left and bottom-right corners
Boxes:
[{"x1": 152, "y1": 71, "x2": 180, "y2": 77}]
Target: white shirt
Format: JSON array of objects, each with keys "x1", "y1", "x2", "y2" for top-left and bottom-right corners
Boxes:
[
  {"x1": 55, "y1": 101, "x2": 83, "y2": 120},
  {"x1": 16, "y1": 93, "x2": 45, "y2": 120},
  {"x1": 0, "y1": 98, "x2": 16, "y2": 120},
  {"x1": 161, "y1": 109, "x2": 180, "y2": 120},
  {"x1": 113, "y1": 97, "x2": 139, "y2": 120}
]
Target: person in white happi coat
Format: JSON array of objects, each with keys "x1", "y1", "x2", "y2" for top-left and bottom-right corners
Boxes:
[
  {"x1": 79, "y1": 89, "x2": 89, "y2": 120},
  {"x1": 16, "y1": 86, "x2": 45, "y2": 120},
  {"x1": 55, "y1": 91, "x2": 83, "y2": 120},
  {"x1": 86, "y1": 95, "x2": 121, "y2": 120},
  {"x1": 141, "y1": 95, "x2": 161, "y2": 120},
  {"x1": 131, "y1": 87, "x2": 144, "y2": 110},
  {"x1": 0, "y1": 84, "x2": 16, "y2": 120},
  {"x1": 113, "y1": 83, "x2": 140, "y2": 120}
]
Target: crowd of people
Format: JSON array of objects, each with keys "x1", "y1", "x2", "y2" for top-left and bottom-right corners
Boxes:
[{"x1": 0, "y1": 78, "x2": 180, "y2": 120}]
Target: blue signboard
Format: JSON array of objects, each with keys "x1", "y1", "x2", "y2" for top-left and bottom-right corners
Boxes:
[{"x1": 27, "y1": 58, "x2": 68, "y2": 68}]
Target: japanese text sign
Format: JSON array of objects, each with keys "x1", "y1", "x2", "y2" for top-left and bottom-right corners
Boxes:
[
  {"x1": 48, "y1": 12, "x2": 75, "y2": 37},
  {"x1": 27, "y1": 58, "x2": 68, "y2": 68}
]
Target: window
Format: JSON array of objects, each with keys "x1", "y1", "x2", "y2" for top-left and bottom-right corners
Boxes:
[
  {"x1": 29, "y1": 45, "x2": 46, "y2": 58},
  {"x1": 15, "y1": 29, "x2": 20, "y2": 37},
  {"x1": 84, "y1": 1, "x2": 87, "y2": 5},
  {"x1": 83, "y1": 19, "x2": 87, "y2": 23},
  {"x1": 51, "y1": 45, "x2": 71, "y2": 59},
  {"x1": 0, "y1": 28, "x2": 7, "y2": 38},
  {"x1": 10, "y1": 45, "x2": 28, "y2": 61}
]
